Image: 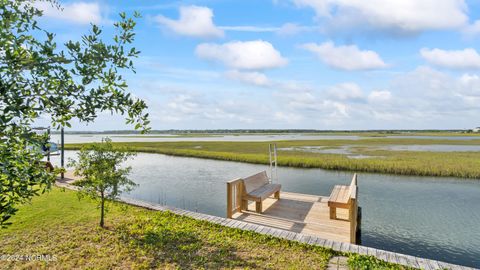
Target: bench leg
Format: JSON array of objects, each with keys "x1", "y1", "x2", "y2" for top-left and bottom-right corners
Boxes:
[
  {"x1": 241, "y1": 199, "x2": 248, "y2": 211},
  {"x1": 274, "y1": 190, "x2": 280, "y2": 199},
  {"x1": 329, "y1": 207, "x2": 336, "y2": 219},
  {"x1": 348, "y1": 204, "x2": 355, "y2": 222},
  {"x1": 255, "y1": 201, "x2": 262, "y2": 213}
]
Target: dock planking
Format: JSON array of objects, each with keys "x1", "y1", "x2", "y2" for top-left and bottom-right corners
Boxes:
[{"x1": 232, "y1": 191, "x2": 353, "y2": 243}]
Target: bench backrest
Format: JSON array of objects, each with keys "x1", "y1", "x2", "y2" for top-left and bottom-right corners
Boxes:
[
  {"x1": 329, "y1": 174, "x2": 358, "y2": 204},
  {"x1": 242, "y1": 171, "x2": 269, "y2": 194},
  {"x1": 347, "y1": 174, "x2": 358, "y2": 201}
]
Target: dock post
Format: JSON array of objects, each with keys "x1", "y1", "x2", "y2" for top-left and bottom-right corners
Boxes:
[
  {"x1": 47, "y1": 127, "x2": 51, "y2": 162},
  {"x1": 349, "y1": 174, "x2": 358, "y2": 243},
  {"x1": 61, "y1": 127, "x2": 64, "y2": 179},
  {"x1": 227, "y1": 182, "x2": 233, "y2": 218}
]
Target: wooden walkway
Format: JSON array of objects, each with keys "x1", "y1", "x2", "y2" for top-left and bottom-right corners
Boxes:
[{"x1": 232, "y1": 192, "x2": 353, "y2": 243}]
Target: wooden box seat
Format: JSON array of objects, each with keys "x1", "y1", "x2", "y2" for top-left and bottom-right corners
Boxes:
[
  {"x1": 241, "y1": 171, "x2": 281, "y2": 213},
  {"x1": 327, "y1": 174, "x2": 358, "y2": 221}
]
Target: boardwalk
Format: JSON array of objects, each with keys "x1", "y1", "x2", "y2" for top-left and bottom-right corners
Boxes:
[{"x1": 232, "y1": 192, "x2": 353, "y2": 243}]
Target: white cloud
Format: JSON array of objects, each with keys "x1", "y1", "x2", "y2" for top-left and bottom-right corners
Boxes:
[
  {"x1": 274, "y1": 112, "x2": 303, "y2": 123},
  {"x1": 420, "y1": 48, "x2": 480, "y2": 69},
  {"x1": 269, "y1": 66, "x2": 480, "y2": 128},
  {"x1": 219, "y1": 23, "x2": 316, "y2": 36},
  {"x1": 224, "y1": 70, "x2": 271, "y2": 87},
  {"x1": 327, "y1": 83, "x2": 364, "y2": 100},
  {"x1": 219, "y1": 26, "x2": 279, "y2": 32},
  {"x1": 459, "y1": 74, "x2": 480, "y2": 97},
  {"x1": 301, "y1": 42, "x2": 387, "y2": 71},
  {"x1": 154, "y1": 6, "x2": 224, "y2": 38},
  {"x1": 368, "y1": 91, "x2": 392, "y2": 103},
  {"x1": 195, "y1": 40, "x2": 288, "y2": 70},
  {"x1": 393, "y1": 66, "x2": 456, "y2": 98},
  {"x1": 463, "y1": 20, "x2": 480, "y2": 37},
  {"x1": 326, "y1": 100, "x2": 349, "y2": 118},
  {"x1": 388, "y1": 66, "x2": 480, "y2": 117},
  {"x1": 167, "y1": 94, "x2": 200, "y2": 114},
  {"x1": 293, "y1": 0, "x2": 468, "y2": 34},
  {"x1": 36, "y1": 1, "x2": 103, "y2": 24},
  {"x1": 277, "y1": 23, "x2": 317, "y2": 35}
]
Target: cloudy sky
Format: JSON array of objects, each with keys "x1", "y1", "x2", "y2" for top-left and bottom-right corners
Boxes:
[{"x1": 35, "y1": 0, "x2": 480, "y2": 130}]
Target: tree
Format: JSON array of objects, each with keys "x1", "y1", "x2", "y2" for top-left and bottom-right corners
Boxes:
[
  {"x1": 69, "y1": 138, "x2": 136, "y2": 227},
  {"x1": 0, "y1": 0, "x2": 149, "y2": 227}
]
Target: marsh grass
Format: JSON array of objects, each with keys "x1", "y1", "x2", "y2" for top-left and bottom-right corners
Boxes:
[{"x1": 65, "y1": 138, "x2": 480, "y2": 178}]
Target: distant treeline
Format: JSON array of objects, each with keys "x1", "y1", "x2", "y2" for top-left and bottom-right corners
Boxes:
[{"x1": 52, "y1": 129, "x2": 470, "y2": 134}]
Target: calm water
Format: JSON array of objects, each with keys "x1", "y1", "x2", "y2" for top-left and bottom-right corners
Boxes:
[
  {"x1": 49, "y1": 133, "x2": 480, "y2": 144},
  {"x1": 383, "y1": 144, "x2": 480, "y2": 152},
  {"x1": 51, "y1": 152, "x2": 480, "y2": 268},
  {"x1": 49, "y1": 133, "x2": 362, "y2": 143}
]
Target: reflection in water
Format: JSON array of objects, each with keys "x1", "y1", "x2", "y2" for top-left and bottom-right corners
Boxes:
[{"x1": 50, "y1": 152, "x2": 480, "y2": 268}]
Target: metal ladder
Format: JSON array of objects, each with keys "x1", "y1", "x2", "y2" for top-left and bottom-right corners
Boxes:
[{"x1": 269, "y1": 143, "x2": 278, "y2": 183}]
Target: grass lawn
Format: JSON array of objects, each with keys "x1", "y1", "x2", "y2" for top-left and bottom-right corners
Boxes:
[
  {"x1": 0, "y1": 188, "x2": 412, "y2": 269},
  {"x1": 66, "y1": 138, "x2": 480, "y2": 179}
]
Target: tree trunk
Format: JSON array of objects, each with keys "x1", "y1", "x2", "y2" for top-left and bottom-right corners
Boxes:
[{"x1": 100, "y1": 191, "x2": 105, "y2": 228}]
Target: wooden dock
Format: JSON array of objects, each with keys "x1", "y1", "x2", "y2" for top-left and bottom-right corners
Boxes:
[
  {"x1": 232, "y1": 192, "x2": 353, "y2": 243},
  {"x1": 56, "y1": 170, "x2": 82, "y2": 187},
  {"x1": 227, "y1": 173, "x2": 359, "y2": 244}
]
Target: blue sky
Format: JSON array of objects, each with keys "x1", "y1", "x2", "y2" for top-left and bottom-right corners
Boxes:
[{"x1": 35, "y1": 0, "x2": 480, "y2": 130}]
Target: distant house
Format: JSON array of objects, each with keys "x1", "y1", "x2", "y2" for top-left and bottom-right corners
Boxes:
[{"x1": 473, "y1": 127, "x2": 480, "y2": 133}]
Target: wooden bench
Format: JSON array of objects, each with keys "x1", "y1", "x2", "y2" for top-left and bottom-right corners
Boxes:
[
  {"x1": 328, "y1": 174, "x2": 358, "y2": 221},
  {"x1": 241, "y1": 171, "x2": 281, "y2": 213}
]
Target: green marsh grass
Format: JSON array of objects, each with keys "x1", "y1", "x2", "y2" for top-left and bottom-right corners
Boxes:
[{"x1": 65, "y1": 138, "x2": 480, "y2": 179}]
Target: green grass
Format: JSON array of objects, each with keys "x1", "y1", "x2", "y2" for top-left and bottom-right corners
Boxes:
[
  {"x1": 66, "y1": 139, "x2": 480, "y2": 179},
  {"x1": 347, "y1": 254, "x2": 416, "y2": 270},
  {"x1": 0, "y1": 188, "x2": 411, "y2": 269}
]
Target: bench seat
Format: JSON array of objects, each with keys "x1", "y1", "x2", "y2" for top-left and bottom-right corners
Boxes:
[
  {"x1": 241, "y1": 171, "x2": 281, "y2": 213},
  {"x1": 327, "y1": 174, "x2": 357, "y2": 220},
  {"x1": 243, "y1": 183, "x2": 281, "y2": 201}
]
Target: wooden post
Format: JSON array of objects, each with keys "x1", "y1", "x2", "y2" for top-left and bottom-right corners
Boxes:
[
  {"x1": 349, "y1": 199, "x2": 357, "y2": 243},
  {"x1": 227, "y1": 182, "x2": 233, "y2": 218},
  {"x1": 241, "y1": 199, "x2": 248, "y2": 211},
  {"x1": 349, "y1": 174, "x2": 358, "y2": 243},
  {"x1": 226, "y1": 179, "x2": 244, "y2": 218},
  {"x1": 46, "y1": 127, "x2": 51, "y2": 162},
  {"x1": 60, "y1": 127, "x2": 64, "y2": 179},
  {"x1": 255, "y1": 201, "x2": 262, "y2": 213},
  {"x1": 238, "y1": 181, "x2": 244, "y2": 210},
  {"x1": 330, "y1": 207, "x2": 336, "y2": 219}
]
